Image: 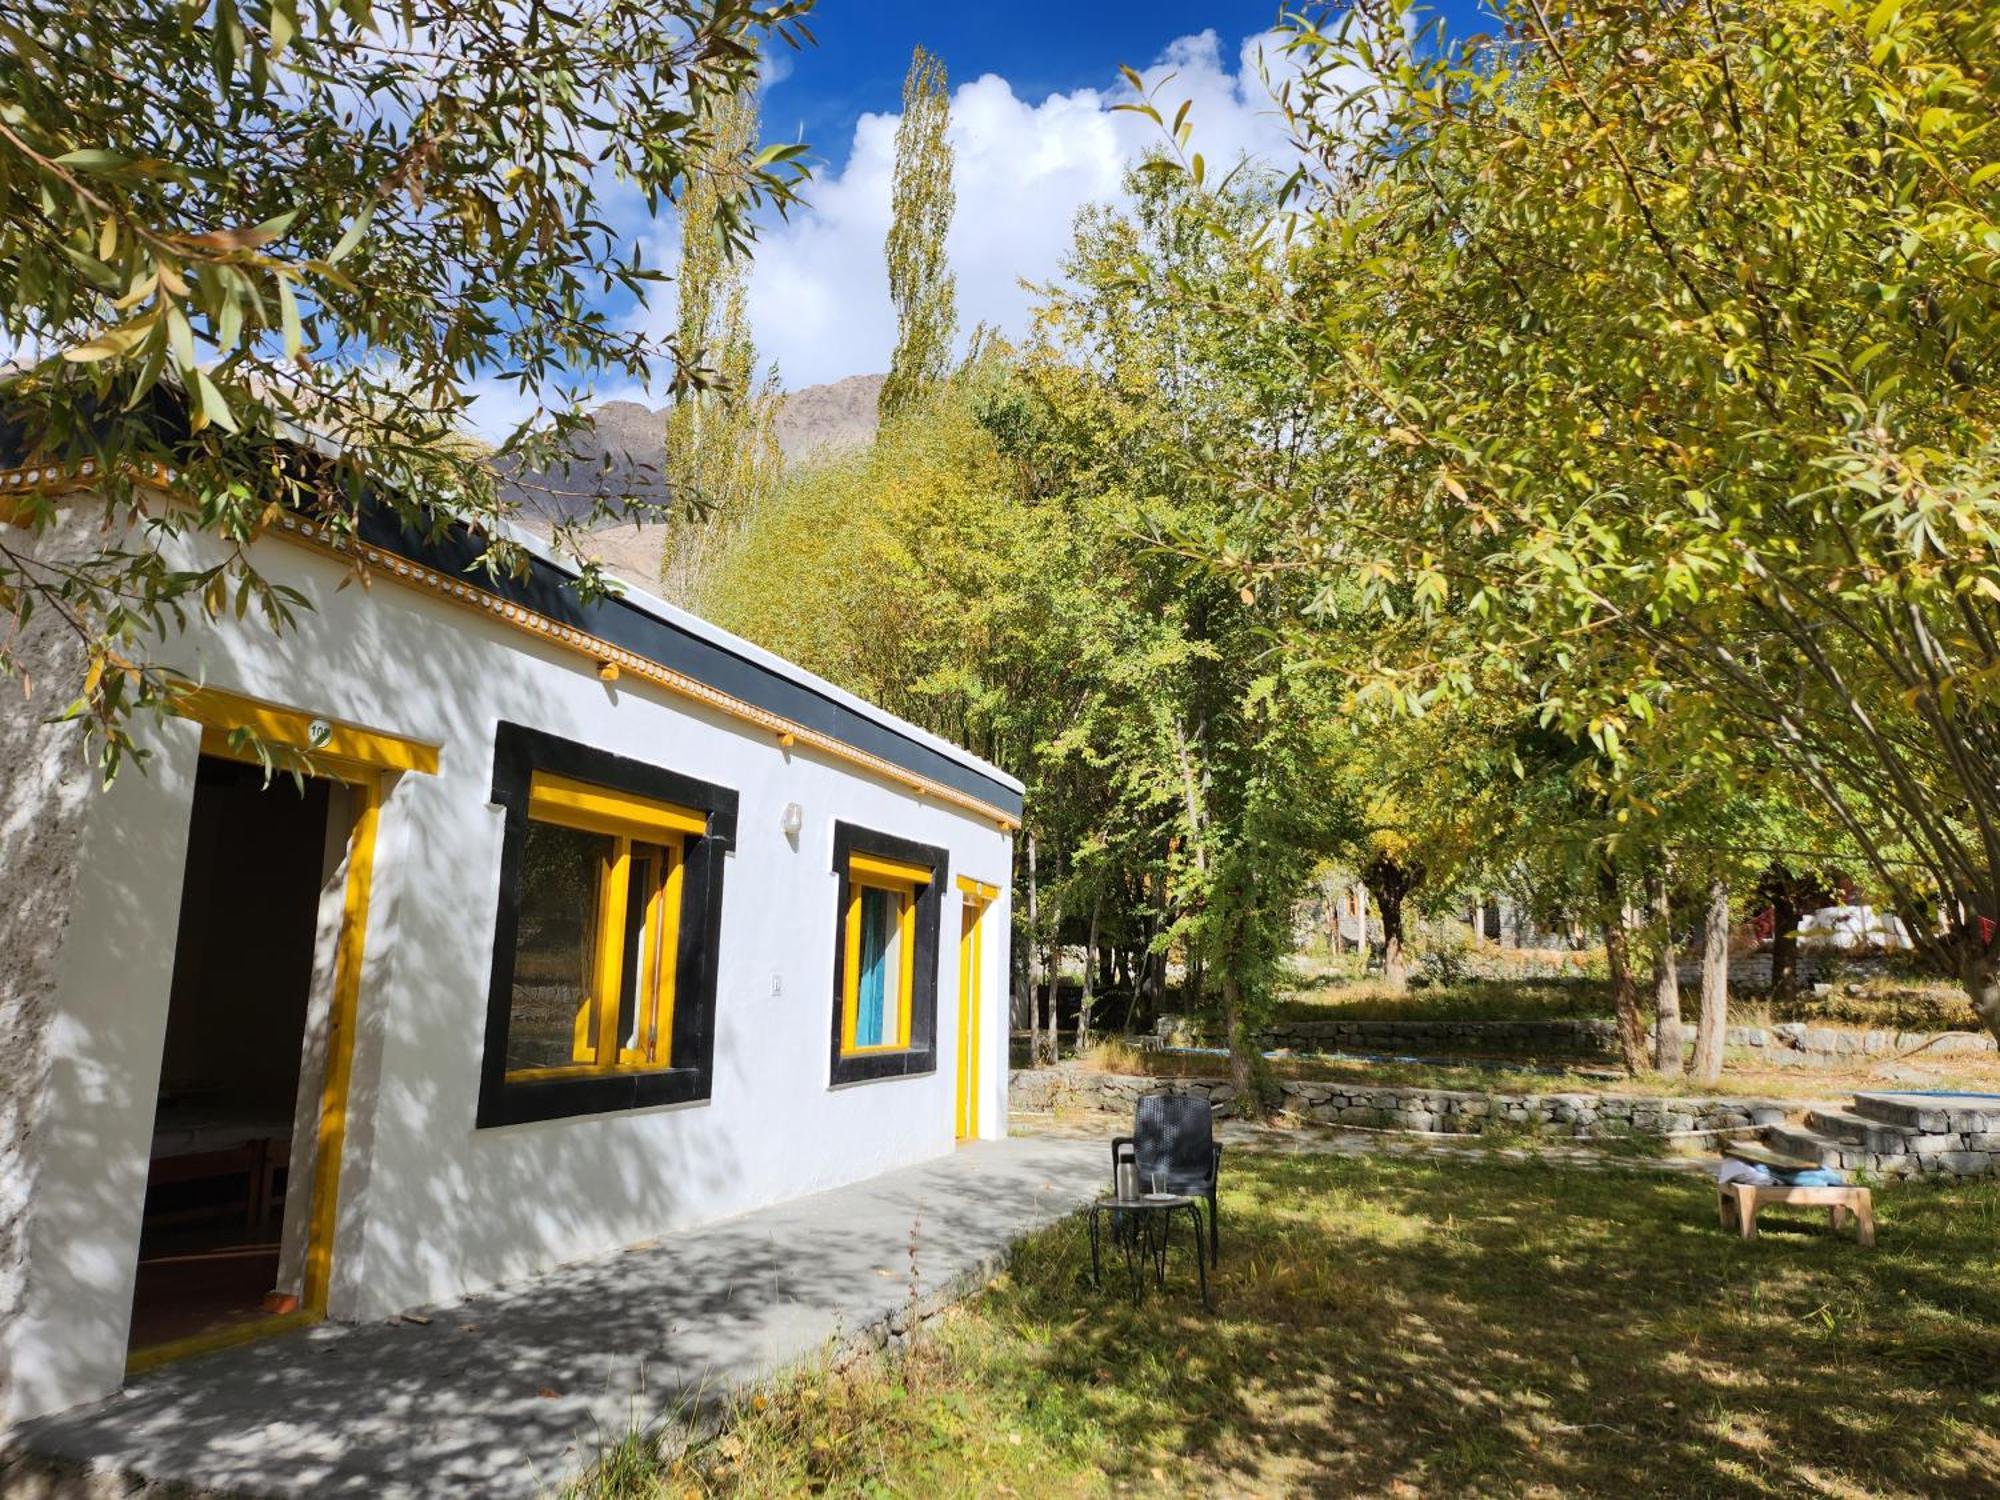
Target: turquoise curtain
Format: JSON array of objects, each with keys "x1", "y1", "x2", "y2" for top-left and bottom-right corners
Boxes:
[{"x1": 856, "y1": 887, "x2": 889, "y2": 1046}]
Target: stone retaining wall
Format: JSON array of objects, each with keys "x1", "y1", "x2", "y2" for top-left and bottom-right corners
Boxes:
[
  {"x1": 1729, "y1": 1023, "x2": 1995, "y2": 1067},
  {"x1": 1253, "y1": 1017, "x2": 1620, "y2": 1056},
  {"x1": 1225, "y1": 1016, "x2": 1997, "y2": 1068},
  {"x1": 1011, "y1": 1063, "x2": 1791, "y2": 1140}
]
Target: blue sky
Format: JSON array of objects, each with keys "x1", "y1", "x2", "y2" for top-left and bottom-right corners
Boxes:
[
  {"x1": 474, "y1": 3, "x2": 1500, "y2": 428},
  {"x1": 768, "y1": 3, "x2": 1303, "y2": 174}
]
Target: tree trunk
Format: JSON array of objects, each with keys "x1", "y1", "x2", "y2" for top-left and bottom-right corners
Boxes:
[
  {"x1": 1096, "y1": 938, "x2": 1114, "y2": 999},
  {"x1": 1599, "y1": 865, "x2": 1649, "y2": 1073},
  {"x1": 1222, "y1": 971, "x2": 1253, "y2": 1105},
  {"x1": 1025, "y1": 832, "x2": 1042, "y2": 1067},
  {"x1": 1692, "y1": 878, "x2": 1730, "y2": 1085},
  {"x1": 1077, "y1": 888, "x2": 1102, "y2": 1050},
  {"x1": 1770, "y1": 892, "x2": 1801, "y2": 1001},
  {"x1": 1961, "y1": 941, "x2": 2000, "y2": 1046},
  {"x1": 1039, "y1": 936, "x2": 1058, "y2": 1064},
  {"x1": 1361, "y1": 858, "x2": 1420, "y2": 992},
  {"x1": 1380, "y1": 890, "x2": 1407, "y2": 991},
  {"x1": 1647, "y1": 864, "x2": 1683, "y2": 1076}
]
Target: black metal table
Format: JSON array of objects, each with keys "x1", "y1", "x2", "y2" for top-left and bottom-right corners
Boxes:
[{"x1": 1087, "y1": 1192, "x2": 1210, "y2": 1309}]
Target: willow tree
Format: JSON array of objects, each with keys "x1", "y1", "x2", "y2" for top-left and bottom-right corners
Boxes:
[
  {"x1": 878, "y1": 45, "x2": 958, "y2": 421},
  {"x1": 1165, "y1": 0, "x2": 2000, "y2": 1038},
  {"x1": 709, "y1": 167, "x2": 1353, "y2": 1102},
  {"x1": 0, "y1": 0, "x2": 811, "y2": 774},
  {"x1": 663, "y1": 87, "x2": 784, "y2": 608}
]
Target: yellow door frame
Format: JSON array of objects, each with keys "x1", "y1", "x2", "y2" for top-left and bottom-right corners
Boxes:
[
  {"x1": 128, "y1": 686, "x2": 439, "y2": 1373},
  {"x1": 955, "y1": 877, "x2": 999, "y2": 1141}
]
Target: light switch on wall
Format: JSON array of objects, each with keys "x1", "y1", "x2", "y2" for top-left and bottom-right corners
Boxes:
[{"x1": 770, "y1": 971, "x2": 784, "y2": 998}]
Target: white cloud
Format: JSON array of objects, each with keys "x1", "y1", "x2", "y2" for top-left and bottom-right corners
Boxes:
[{"x1": 630, "y1": 28, "x2": 1301, "y2": 392}]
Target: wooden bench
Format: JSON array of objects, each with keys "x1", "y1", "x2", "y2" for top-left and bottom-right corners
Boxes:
[{"x1": 1717, "y1": 1181, "x2": 1874, "y2": 1247}]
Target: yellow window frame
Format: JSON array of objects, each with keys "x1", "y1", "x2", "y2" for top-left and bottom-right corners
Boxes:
[
  {"x1": 504, "y1": 772, "x2": 700, "y2": 1083},
  {"x1": 841, "y1": 866, "x2": 921, "y2": 1057}
]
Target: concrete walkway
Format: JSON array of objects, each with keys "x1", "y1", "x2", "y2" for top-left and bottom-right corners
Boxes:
[{"x1": 9, "y1": 1137, "x2": 1104, "y2": 1499}]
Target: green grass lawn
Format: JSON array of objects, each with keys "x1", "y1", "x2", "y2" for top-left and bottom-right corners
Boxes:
[
  {"x1": 1270, "y1": 969, "x2": 1984, "y2": 1037},
  {"x1": 1272, "y1": 974, "x2": 1616, "y2": 1025},
  {"x1": 572, "y1": 1150, "x2": 2000, "y2": 1498}
]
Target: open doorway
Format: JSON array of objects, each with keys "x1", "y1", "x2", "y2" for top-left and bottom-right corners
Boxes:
[{"x1": 128, "y1": 755, "x2": 350, "y2": 1357}]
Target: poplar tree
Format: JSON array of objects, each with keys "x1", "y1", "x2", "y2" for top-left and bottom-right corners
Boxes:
[
  {"x1": 878, "y1": 46, "x2": 957, "y2": 422},
  {"x1": 663, "y1": 87, "x2": 783, "y2": 608}
]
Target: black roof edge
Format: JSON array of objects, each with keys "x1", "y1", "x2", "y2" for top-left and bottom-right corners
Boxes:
[{"x1": 354, "y1": 504, "x2": 1025, "y2": 822}]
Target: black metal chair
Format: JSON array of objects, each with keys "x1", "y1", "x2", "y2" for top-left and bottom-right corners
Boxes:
[{"x1": 1112, "y1": 1092, "x2": 1223, "y2": 1261}]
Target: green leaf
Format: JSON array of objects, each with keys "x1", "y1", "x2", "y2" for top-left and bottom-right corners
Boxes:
[
  {"x1": 61, "y1": 314, "x2": 156, "y2": 362},
  {"x1": 277, "y1": 275, "x2": 303, "y2": 358},
  {"x1": 266, "y1": 0, "x2": 296, "y2": 53},
  {"x1": 328, "y1": 203, "x2": 372, "y2": 263},
  {"x1": 52, "y1": 148, "x2": 130, "y2": 171},
  {"x1": 193, "y1": 368, "x2": 240, "y2": 433},
  {"x1": 166, "y1": 305, "x2": 196, "y2": 370},
  {"x1": 59, "y1": 243, "x2": 122, "y2": 291}
]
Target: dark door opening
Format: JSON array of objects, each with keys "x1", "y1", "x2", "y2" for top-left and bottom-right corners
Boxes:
[{"x1": 130, "y1": 755, "x2": 336, "y2": 1355}]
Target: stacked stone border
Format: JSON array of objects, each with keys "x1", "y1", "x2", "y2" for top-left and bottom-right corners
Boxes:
[
  {"x1": 1013, "y1": 1066, "x2": 2000, "y2": 1179},
  {"x1": 1014, "y1": 1063, "x2": 1789, "y2": 1141},
  {"x1": 1228, "y1": 1017, "x2": 1994, "y2": 1069}
]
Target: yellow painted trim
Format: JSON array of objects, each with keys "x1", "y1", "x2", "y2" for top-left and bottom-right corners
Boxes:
[
  {"x1": 960, "y1": 904, "x2": 976, "y2": 1136},
  {"x1": 956, "y1": 893, "x2": 986, "y2": 1141},
  {"x1": 503, "y1": 1060, "x2": 676, "y2": 1084},
  {"x1": 896, "y1": 886, "x2": 915, "y2": 1049},
  {"x1": 649, "y1": 843, "x2": 683, "y2": 1064},
  {"x1": 840, "y1": 875, "x2": 917, "y2": 1057},
  {"x1": 841, "y1": 886, "x2": 864, "y2": 1054},
  {"x1": 955, "y1": 876, "x2": 1001, "y2": 903},
  {"x1": 178, "y1": 685, "x2": 440, "y2": 778},
  {"x1": 528, "y1": 770, "x2": 707, "y2": 841},
  {"x1": 850, "y1": 852, "x2": 932, "y2": 887},
  {"x1": 126, "y1": 1308, "x2": 320, "y2": 1376},
  {"x1": 302, "y1": 776, "x2": 381, "y2": 1315},
  {"x1": 593, "y1": 838, "x2": 632, "y2": 1066}
]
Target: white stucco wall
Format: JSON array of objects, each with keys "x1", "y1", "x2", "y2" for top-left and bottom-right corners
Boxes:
[{"x1": 3, "y1": 521, "x2": 1016, "y2": 1423}]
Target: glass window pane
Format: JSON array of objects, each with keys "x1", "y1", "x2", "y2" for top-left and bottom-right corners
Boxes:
[
  {"x1": 621, "y1": 844, "x2": 677, "y2": 1065},
  {"x1": 854, "y1": 884, "x2": 903, "y2": 1048},
  {"x1": 507, "y1": 820, "x2": 612, "y2": 1072},
  {"x1": 616, "y1": 850, "x2": 652, "y2": 1055}
]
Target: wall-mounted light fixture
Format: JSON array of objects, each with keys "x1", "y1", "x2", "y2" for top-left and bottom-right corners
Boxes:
[{"x1": 780, "y1": 801, "x2": 804, "y2": 838}]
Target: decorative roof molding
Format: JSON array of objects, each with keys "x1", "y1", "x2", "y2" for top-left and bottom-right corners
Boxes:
[{"x1": 0, "y1": 461, "x2": 1023, "y2": 830}]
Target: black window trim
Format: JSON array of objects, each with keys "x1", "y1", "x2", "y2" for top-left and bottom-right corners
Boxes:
[
  {"x1": 477, "y1": 721, "x2": 737, "y2": 1128},
  {"x1": 828, "y1": 821, "x2": 947, "y2": 1087}
]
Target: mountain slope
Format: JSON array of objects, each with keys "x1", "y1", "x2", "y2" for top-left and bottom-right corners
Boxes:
[{"x1": 502, "y1": 375, "x2": 884, "y2": 589}]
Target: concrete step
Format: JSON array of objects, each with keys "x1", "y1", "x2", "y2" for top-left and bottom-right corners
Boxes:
[
  {"x1": 1853, "y1": 1091, "x2": 2000, "y2": 1134},
  {"x1": 1803, "y1": 1107, "x2": 1920, "y2": 1153},
  {"x1": 1762, "y1": 1123, "x2": 1849, "y2": 1169}
]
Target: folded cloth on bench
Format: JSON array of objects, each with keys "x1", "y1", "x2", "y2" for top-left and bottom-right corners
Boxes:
[
  {"x1": 1772, "y1": 1165, "x2": 1846, "y2": 1187},
  {"x1": 1715, "y1": 1157, "x2": 1776, "y2": 1187}
]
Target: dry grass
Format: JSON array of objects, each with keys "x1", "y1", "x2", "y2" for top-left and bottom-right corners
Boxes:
[
  {"x1": 567, "y1": 1151, "x2": 2000, "y2": 1498},
  {"x1": 1123, "y1": 1043, "x2": 2000, "y2": 1102}
]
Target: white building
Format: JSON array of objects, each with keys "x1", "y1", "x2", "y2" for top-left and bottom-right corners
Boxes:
[{"x1": 0, "y1": 466, "x2": 1019, "y2": 1424}]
